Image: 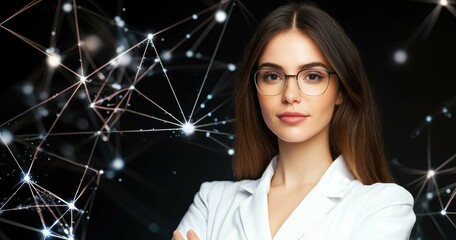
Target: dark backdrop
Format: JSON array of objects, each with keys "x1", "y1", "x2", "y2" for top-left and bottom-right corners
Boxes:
[{"x1": 0, "y1": 0, "x2": 455, "y2": 239}]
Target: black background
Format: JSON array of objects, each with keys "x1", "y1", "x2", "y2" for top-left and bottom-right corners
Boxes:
[{"x1": 0, "y1": 0, "x2": 455, "y2": 239}]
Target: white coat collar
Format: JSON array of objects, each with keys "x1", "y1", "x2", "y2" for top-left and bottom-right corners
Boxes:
[{"x1": 239, "y1": 155, "x2": 354, "y2": 240}]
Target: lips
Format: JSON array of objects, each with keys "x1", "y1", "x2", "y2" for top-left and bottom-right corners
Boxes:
[{"x1": 277, "y1": 112, "x2": 309, "y2": 124}]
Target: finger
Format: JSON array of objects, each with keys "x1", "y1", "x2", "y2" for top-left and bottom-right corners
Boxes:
[
  {"x1": 187, "y1": 230, "x2": 200, "y2": 240},
  {"x1": 173, "y1": 230, "x2": 185, "y2": 240}
]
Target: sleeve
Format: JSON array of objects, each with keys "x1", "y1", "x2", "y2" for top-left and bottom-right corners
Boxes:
[
  {"x1": 351, "y1": 184, "x2": 416, "y2": 240},
  {"x1": 174, "y1": 182, "x2": 211, "y2": 240}
]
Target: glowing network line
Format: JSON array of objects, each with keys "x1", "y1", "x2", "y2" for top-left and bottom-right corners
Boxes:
[{"x1": 0, "y1": 0, "x2": 238, "y2": 239}]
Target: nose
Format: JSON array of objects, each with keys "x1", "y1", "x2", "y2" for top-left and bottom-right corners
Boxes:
[{"x1": 281, "y1": 75, "x2": 301, "y2": 104}]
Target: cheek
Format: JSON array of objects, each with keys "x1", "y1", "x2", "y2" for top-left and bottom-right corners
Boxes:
[{"x1": 257, "y1": 96, "x2": 274, "y2": 122}]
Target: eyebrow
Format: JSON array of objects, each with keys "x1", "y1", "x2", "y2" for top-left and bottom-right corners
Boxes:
[{"x1": 257, "y1": 62, "x2": 329, "y2": 70}]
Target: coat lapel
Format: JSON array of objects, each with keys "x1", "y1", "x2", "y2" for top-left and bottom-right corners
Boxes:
[
  {"x1": 273, "y1": 156, "x2": 353, "y2": 239},
  {"x1": 239, "y1": 187, "x2": 272, "y2": 240},
  {"x1": 238, "y1": 156, "x2": 353, "y2": 240}
]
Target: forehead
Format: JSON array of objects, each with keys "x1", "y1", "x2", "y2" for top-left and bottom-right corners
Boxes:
[{"x1": 258, "y1": 30, "x2": 327, "y2": 70}]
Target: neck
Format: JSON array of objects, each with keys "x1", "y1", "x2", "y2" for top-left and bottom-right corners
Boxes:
[{"x1": 272, "y1": 128, "x2": 333, "y2": 189}]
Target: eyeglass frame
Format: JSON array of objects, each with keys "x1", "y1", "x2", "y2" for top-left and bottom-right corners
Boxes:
[{"x1": 252, "y1": 68, "x2": 338, "y2": 96}]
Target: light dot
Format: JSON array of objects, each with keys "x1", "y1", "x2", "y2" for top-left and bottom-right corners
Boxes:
[
  {"x1": 186, "y1": 50, "x2": 194, "y2": 58},
  {"x1": 426, "y1": 192, "x2": 433, "y2": 199},
  {"x1": 148, "y1": 223, "x2": 159, "y2": 232},
  {"x1": 111, "y1": 157, "x2": 125, "y2": 170},
  {"x1": 114, "y1": 16, "x2": 125, "y2": 27},
  {"x1": 227, "y1": 63, "x2": 236, "y2": 71},
  {"x1": 446, "y1": 188, "x2": 451, "y2": 194},
  {"x1": 47, "y1": 52, "x2": 62, "y2": 68},
  {"x1": 440, "y1": 0, "x2": 448, "y2": 6},
  {"x1": 228, "y1": 148, "x2": 235, "y2": 155},
  {"x1": 440, "y1": 209, "x2": 447, "y2": 215},
  {"x1": 62, "y1": 3, "x2": 72, "y2": 12},
  {"x1": 148, "y1": 33, "x2": 154, "y2": 40},
  {"x1": 200, "y1": 103, "x2": 206, "y2": 109},
  {"x1": 80, "y1": 76, "x2": 87, "y2": 83},
  {"x1": 215, "y1": 10, "x2": 227, "y2": 22},
  {"x1": 161, "y1": 50, "x2": 172, "y2": 61},
  {"x1": 186, "y1": 34, "x2": 191, "y2": 39},
  {"x1": 192, "y1": 14, "x2": 198, "y2": 20},
  {"x1": 425, "y1": 115, "x2": 432, "y2": 123},
  {"x1": 68, "y1": 202, "x2": 76, "y2": 210},
  {"x1": 117, "y1": 53, "x2": 132, "y2": 66},
  {"x1": 182, "y1": 122, "x2": 195, "y2": 135},
  {"x1": 393, "y1": 49, "x2": 407, "y2": 64},
  {"x1": 0, "y1": 130, "x2": 13, "y2": 145},
  {"x1": 23, "y1": 174, "x2": 31, "y2": 183},
  {"x1": 207, "y1": 94, "x2": 213, "y2": 100},
  {"x1": 129, "y1": 85, "x2": 135, "y2": 90},
  {"x1": 427, "y1": 170, "x2": 435, "y2": 178},
  {"x1": 42, "y1": 228, "x2": 50, "y2": 237},
  {"x1": 22, "y1": 83, "x2": 34, "y2": 94}
]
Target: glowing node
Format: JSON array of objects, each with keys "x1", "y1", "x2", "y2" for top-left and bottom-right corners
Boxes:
[
  {"x1": 90, "y1": 103, "x2": 95, "y2": 108},
  {"x1": 186, "y1": 34, "x2": 191, "y2": 39},
  {"x1": 426, "y1": 192, "x2": 433, "y2": 199},
  {"x1": 182, "y1": 122, "x2": 195, "y2": 135},
  {"x1": 207, "y1": 94, "x2": 213, "y2": 100},
  {"x1": 84, "y1": 35, "x2": 102, "y2": 52},
  {"x1": 425, "y1": 115, "x2": 432, "y2": 123},
  {"x1": 393, "y1": 49, "x2": 407, "y2": 64},
  {"x1": 440, "y1": 209, "x2": 447, "y2": 215},
  {"x1": 148, "y1": 33, "x2": 154, "y2": 40},
  {"x1": 68, "y1": 201, "x2": 76, "y2": 210},
  {"x1": 22, "y1": 83, "x2": 34, "y2": 94},
  {"x1": 149, "y1": 223, "x2": 159, "y2": 232},
  {"x1": 111, "y1": 157, "x2": 125, "y2": 170},
  {"x1": 99, "y1": 170, "x2": 104, "y2": 175},
  {"x1": 114, "y1": 16, "x2": 125, "y2": 27},
  {"x1": 227, "y1": 63, "x2": 236, "y2": 71},
  {"x1": 80, "y1": 76, "x2": 87, "y2": 83},
  {"x1": 42, "y1": 228, "x2": 50, "y2": 237},
  {"x1": 62, "y1": 3, "x2": 72, "y2": 12},
  {"x1": 228, "y1": 148, "x2": 235, "y2": 155},
  {"x1": 440, "y1": 0, "x2": 448, "y2": 6},
  {"x1": 118, "y1": 53, "x2": 132, "y2": 66},
  {"x1": 186, "y1": 50, "x2": 194, "y2": 58},
  {"x1": 446, "y1": 188, "x2": 451, "y2": 194},
  {"x1": 23, "y1": 174, "x2": 31, "y2": 183},
  {"x1": 46, "y1": 52, "x2": 62, "y2": 68},
  {"x1": 206, "y1": 132, "x2": 211, "y2": 137},
  {"x1": 215, "y1": 10, "x2": 227, "y2": 22},
  {"x1": 427, "y1": 170, "x2": 435, "y2": 178},
  {"x1": 129, "y1": 85, "x2": 135, "y2": 90},
  {"x1": 0, "y1": 129, "x2": 13, "y2": 145},
  {"x1": 192, "y1": 14, "x2": 198, "y2": 20},
  {"x1": 162, "y1": 50, "x2": 172, "y2": 61},
  {"x1": 68, "y1": 237, "x2": 74, "y2": 240},
  {"x1": 200, "y1": 103, "x2": 206, "y2": 109}
]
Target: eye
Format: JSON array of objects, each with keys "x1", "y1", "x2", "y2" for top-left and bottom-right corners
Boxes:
[
  {"x1": 258, "y1": 70, "x2": 284, "y2": 83},
  {"x1": 301, "y1": 70, "x2": 325, "y2": 82}
]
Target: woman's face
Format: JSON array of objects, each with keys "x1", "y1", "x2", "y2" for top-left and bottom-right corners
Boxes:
[{"x1": 257, "y1": 30, "x2": 342, "y2": 144}]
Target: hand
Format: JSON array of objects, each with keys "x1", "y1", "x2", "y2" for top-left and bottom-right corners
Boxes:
[{"x1": 173, "y1": 229, "x2": 200, "y2": 240}]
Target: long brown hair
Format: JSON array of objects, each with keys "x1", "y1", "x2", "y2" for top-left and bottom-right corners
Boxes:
[{"x1": 233, "y1": 1, "x2": 393, "y2": 184}]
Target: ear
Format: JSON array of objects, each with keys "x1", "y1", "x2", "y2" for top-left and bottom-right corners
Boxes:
[{"x1": 335, "y1": 90, "x2": 343, "y2": 105}]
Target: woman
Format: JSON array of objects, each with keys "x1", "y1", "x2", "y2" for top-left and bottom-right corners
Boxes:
[{"x1": 173, "y1": 2, "x2": 416, "y2": 240}]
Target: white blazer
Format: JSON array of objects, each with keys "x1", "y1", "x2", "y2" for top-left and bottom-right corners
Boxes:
[{"x1": 176, "y1": 155, "x2": 416, "y2": 240}]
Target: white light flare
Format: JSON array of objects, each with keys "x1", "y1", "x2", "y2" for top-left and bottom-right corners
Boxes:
[
  {"x1": 215, "y1": 10, "x2": 227, "y2": 22},
  {"x1": 111, "y1": 157, "x2": 125, "y2": 170},
  {"x1": 182, "y1": 122, "x2": 195, "y2": 136}
]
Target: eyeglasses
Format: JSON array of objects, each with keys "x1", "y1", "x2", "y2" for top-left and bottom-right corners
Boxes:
[{"x1": 253, "y1": 68, "x2": 337, "y2": 96}]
